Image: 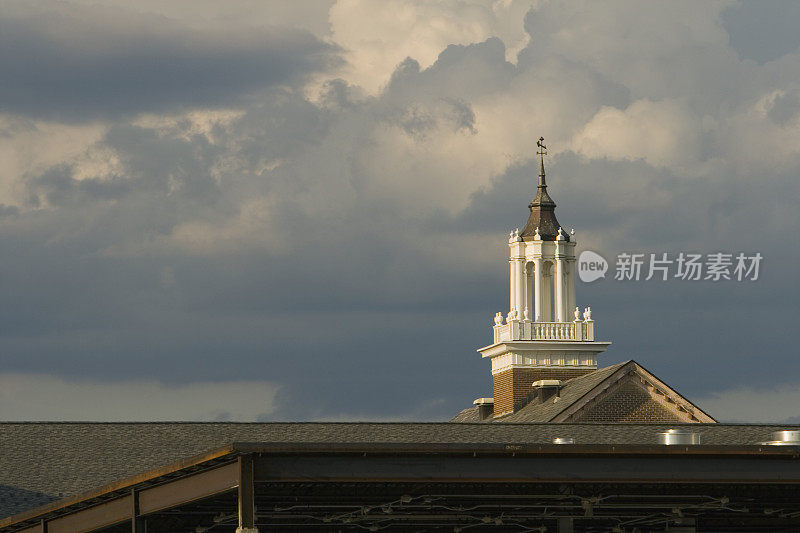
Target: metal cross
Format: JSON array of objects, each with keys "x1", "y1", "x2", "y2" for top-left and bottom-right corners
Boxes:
[{"x1": 536, "y1": 136, "x2": 547, "y2": 157}]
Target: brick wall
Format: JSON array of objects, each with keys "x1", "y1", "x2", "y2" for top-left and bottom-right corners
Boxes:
[
  {"x1": 569, "y1": 381, "x2": 682, "y2": 423},
  {"x1": 493, "y1": 367, "x2": 595, "y2": 416}
]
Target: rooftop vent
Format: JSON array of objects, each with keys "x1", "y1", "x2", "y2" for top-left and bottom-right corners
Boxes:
[
  {"x1": 659, "y1": 429, "x2": 700, "y2": 445},
  {"x1": 529, "y1": 380, "x2": 563, "y2": 404},
  {"x1": 763, "y1": 430, "x2": 800, "y2": 446},
  {"x1": 553, "y1": 437, "x2": 575, "y2": 444},
  {"x1": 473, "y1": 398, "x2": 494, "y2": 420}
]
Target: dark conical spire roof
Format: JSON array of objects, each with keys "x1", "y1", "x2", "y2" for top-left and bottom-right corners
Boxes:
[{"x1": 520, "y1": 137, "x2": 568, "y2": 241}]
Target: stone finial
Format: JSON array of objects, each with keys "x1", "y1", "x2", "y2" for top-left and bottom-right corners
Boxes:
[
  {"x1": 523, "y1": 307, "x2": 530, "y2": 320},
  {"x1": 533, "y1": 226, "x2": 541, "y2": 240},
  {"x1": 574, "y1": 307, "x2": 581, "y2": 321},
  {"x1": 570, "y1": 228, "x2": 575, "y2": 236},
  {"x1": 583, "y1": 306, "x2": 592, "y2": 321},
  {"x1": 556, "y1": 226, "x2": 565, "y2": 241},
  {"x1": 507, "y1": 309, "x2": 517, "y2": 322},
  {"x1": 494, "y1": 312, "x2": 503, "y2": 326}
]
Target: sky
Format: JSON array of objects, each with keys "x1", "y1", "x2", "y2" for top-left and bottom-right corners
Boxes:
[{"x1": 0, "y1": 0, "x2": 799, "y2": 422}]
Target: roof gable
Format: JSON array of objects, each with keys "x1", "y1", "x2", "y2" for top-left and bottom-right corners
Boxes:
[
  {"x1": 551, "y1": 361, "x2": 716, "y2": 423},
  {"x1": 494, "y1": 361, "x2": 716, "y2": 423},
  {"x1": 497, "y1": 362, "x2": 626, "y2": 422}
]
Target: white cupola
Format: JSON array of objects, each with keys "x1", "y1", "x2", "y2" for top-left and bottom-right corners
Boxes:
[{"x1": 478, "y1": 138, "x2": 611, "y2": 417}]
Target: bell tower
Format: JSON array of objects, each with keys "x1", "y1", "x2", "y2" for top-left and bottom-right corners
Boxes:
[{"x1": 478, "y1": 138, "x2": 610, "y2": 417}]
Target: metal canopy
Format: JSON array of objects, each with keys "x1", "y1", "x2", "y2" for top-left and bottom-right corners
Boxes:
[{"x1": 3, "y1": 442, "x2": 800, "y2": 532}]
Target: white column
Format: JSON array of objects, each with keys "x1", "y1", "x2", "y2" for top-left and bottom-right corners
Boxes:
[
  {"x1": 524, "y1": 264, "x2": 533, "y2": 320},
  {"x1": 533, "y1": 258, "x2": 542, "y2": 321},
  {"x1": 567, "y1": 259, "x2": 576, "y2": 316},
  {"x1": 542, "y1": 266, "x2": 552, "y2": 322},
  {"x1": 514, "y1": 259, "x2": 524, "y2": 319},
  {"x1": 554, "y1": 258, "x2": 565, "y2": 322},
  {"x1": 509, "y1": 259, "x2": 516, "y2": 316}
]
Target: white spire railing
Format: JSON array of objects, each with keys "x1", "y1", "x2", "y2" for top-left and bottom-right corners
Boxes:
[{"x1": 492, "y1": 307, "x2": 595, "y2": 343}]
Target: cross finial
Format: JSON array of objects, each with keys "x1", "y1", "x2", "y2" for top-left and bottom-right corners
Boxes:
[
  {"x1": 536, "y1": 136, "x2": 547, "y2": 187},
  {"x1": 536, "y1": 136, "x2": 547, "y2": 157}
]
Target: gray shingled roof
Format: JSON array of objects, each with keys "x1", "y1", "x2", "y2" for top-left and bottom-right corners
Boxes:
[
  {"x1": 499, "y1": 362, "x2": 628, "y2": 422},
  {"x1": 450, "y1": 360, "x2": 713, "y2": 423},
  {"x1": 1, "y1": 421, "x2": 798, "y2": 520},
  {"x1": 448, "y1": 362, "x2": 627, "y2": 423},
  {"x1": 450, "y1": 406, "x2": 481, "y2": 422}
]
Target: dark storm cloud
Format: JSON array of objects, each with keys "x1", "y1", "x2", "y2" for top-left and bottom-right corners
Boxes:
[
  {"x1": 0, "y1": 3, "x2": 338, "y2": 120},
  {"x1": 722, "y1": 1, "x2": 800, "y2": 64},
  {"x1": 0, "y1": 56, "x2": 502, "y2": 421},
  {"x1": 0, "y1": 183, "x2": 492, "y2": 421},
  {"x1": 2, "y1": 1, "x2": 800, "y2": 422},
  {"x1": 29, "y1": 164, "x2": 132, "y2": 206}
]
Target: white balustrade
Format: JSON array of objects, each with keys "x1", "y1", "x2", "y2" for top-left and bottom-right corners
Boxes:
[{"x1": 492, "y1": 317, "x2": 595, "y2": 342}]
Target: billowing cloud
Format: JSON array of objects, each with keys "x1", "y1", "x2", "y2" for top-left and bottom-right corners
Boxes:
[
  {"x1": 329, "y1": 0, "x2": 535, "y2": 92},
  {"x1": 0, "y1": 1, "x2": 338, "y2": 120},
  {"x1": 571, "y1": 99, "x2": 705, "y2": 168},
  {"x1": 0, "y1": 116, "x2": 110, "y2": 206},
  {"x1": 65, "y1": 0, "x2": 336, "y2": 38},
  {"x1": 0, "y1": 0, "x2": 798, "y2": 421}
]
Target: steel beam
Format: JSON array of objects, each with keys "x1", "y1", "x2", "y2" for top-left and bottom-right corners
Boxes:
[
  {"x1": 47, "y1": 495, "x2": 131, "y2": 533},
  {"x1": 253, "y1": 454, "x2": 800, "y2": 483},
  {"x1": 131, "y1": 489, "x2": 145, "y2": 533},
  {"x1": 0, "y1": 444, "x2": 236, "y2": 531},
  {"x1": 138, "y1": 462, "x2": 239, "y2": 515},
  {"x1": 4, "y1": 463, "x2": 239, "y2": 533},
  {"x1": 7, "y1": 442, "x2": 800, "y2": 533},
  {"x1": 237, "y1": 454, "x2": 256, "y2": 532}
]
